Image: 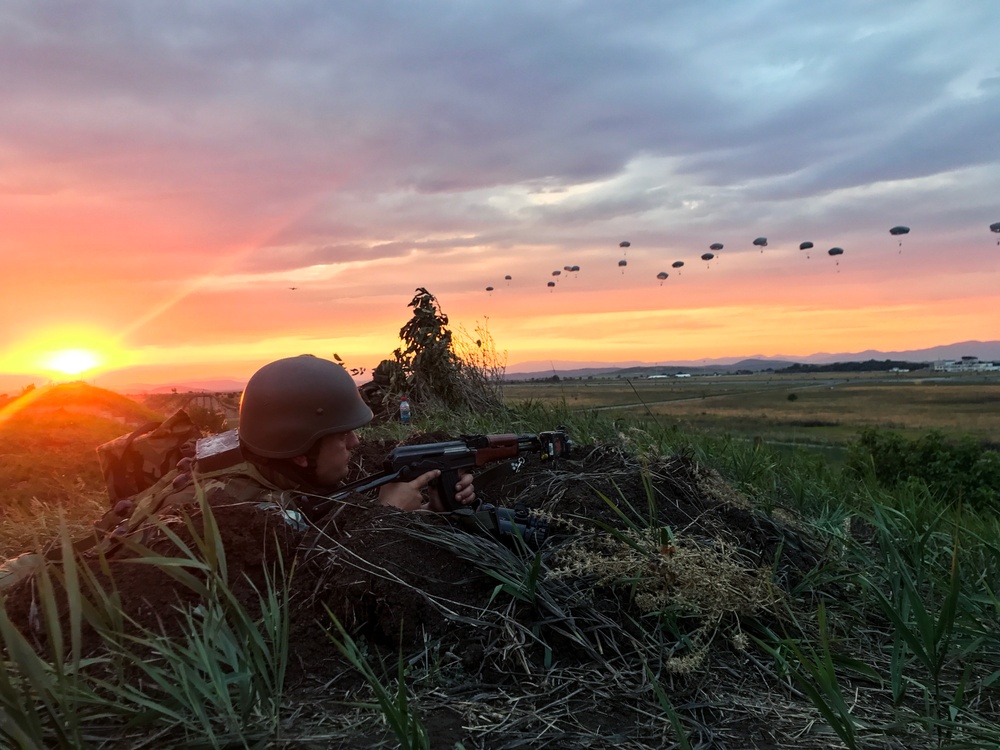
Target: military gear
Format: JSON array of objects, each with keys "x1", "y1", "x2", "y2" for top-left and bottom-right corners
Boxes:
[
  {"x1": 96, "y1": 409, "x2": 202, "y2": 503},
  {"x1": 0, "y1": 437, "x2": 301, "y2": 592},
  {"x1": 239, "y1": 355, "x2": 373, "y2": 459}
]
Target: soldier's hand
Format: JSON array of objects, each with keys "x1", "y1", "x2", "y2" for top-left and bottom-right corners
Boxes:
[{"x1": 378, "y1": 469, "x2": 476, "y2": 512}]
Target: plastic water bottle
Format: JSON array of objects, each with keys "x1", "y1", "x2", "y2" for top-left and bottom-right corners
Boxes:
[{"x1": 399, "y1": 397, "x2": 411, "y2": 427}]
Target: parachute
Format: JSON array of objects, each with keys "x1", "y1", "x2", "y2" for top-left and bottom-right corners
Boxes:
[
  {"x1": 619, "y1": 241, "x2": 631, "y2": 248},
  {"x1": 570, "y1": 265, "x2": 580, "y2": 273},
  {"x1": 546, "y1": 281, "x2": 556, "y2": 291},
  {"x1": 701, "y1": 253, "x2": 714, "y2": 268},
  {"x1": 656, "y1": 271, "x2": 668, "y2": 285},
  {"x1": 828, "y1": 247, "x2": 844, "y2": 268},
  {"x1": 552, "y1": 270, "x2": 561, "y2": 277},
  {"x1": 485, "y1": 286, "x2": 494, "y2": 294},
  {"x1": 753, "y1": 237, "x2": 767, "y2": 252},
  {"x1": 709, "y1": 243, "x2": 723, "y2": 251},
  {"x1": 618, "y1": 259, "x2": 627, "y2": 274},
  {"x1": 991, "y1": 222, "x2": 1000, "y2": 245},
  {"x1": 799, "y1": 241, "x2": 813, "y2": 259},
  {"x1": 671, "y1": 261, "x2": 684, "y2": 268},
  {"x1": 563, "y1": 265, "x2": 573, "y2": 272},
  {"x1": 504, "y1": 274, "x2": 512, "y2": 285}
]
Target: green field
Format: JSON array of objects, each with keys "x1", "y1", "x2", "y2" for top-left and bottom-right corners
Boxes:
[
  {"x1": 2, "y1": 379, "x2": 999, "y2": 748},
  {"x1": 503, "y1": 371, "x2": 1000, "y2": 448}
]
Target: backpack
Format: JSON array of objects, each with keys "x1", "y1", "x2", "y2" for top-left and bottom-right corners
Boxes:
[{"x1": 95, "y1": 409, "x2": 203, "y2": 504}]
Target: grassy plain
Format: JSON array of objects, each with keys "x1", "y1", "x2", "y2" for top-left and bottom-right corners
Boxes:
[
  {"x1": 503, "y1": 370, "x2": 1000, "y2": 448},
  {"x1": 2, "y1": 381, "x2": 999, "y2": 747}
]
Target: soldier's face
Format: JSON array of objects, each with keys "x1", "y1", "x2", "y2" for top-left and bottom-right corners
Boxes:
[{"x1": 310, "y1": 430, "x2": 360, "y2": 486}]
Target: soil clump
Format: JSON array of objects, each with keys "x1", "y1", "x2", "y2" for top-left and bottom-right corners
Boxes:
[{"x1": 3, "y1": 434, "x2": 858, "y2": 749}]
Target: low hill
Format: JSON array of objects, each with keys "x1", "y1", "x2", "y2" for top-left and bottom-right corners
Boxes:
[
  {"x1": 0, "y1": 383, "x2": 164, "y2": 509},
  {"x1": 1, "y1": 381, "x2": 161, "y2": 425}
]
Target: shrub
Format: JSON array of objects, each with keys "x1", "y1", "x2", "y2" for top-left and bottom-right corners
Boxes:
[
  {"x1": 367, "y1": 288, "x2": 507, "y2": 417},
  {"x1": 846, "y1": 427, "x2": 1000, "y2": 509}
]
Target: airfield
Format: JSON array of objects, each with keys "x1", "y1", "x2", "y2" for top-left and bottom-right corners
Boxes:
[{"x1": 502, "y1": 370, "x2": 1000, "y2": 449}]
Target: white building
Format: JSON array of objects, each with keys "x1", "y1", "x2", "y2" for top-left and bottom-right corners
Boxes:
[{"x1": 932, "y1": 356, "x2": 1000, "y2": 372}]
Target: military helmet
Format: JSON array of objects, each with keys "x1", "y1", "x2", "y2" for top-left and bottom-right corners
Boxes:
[{"x1": 238, "y1": 355, "x2": 373, "y2": 458}]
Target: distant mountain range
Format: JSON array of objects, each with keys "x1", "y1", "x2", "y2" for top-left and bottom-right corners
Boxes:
[
  {"x1": 110, "y1": 378, "x2": 248, "y2": 395},
  {"x1": 504, "y1": 340, "x2": 1000, "y2": 379}
]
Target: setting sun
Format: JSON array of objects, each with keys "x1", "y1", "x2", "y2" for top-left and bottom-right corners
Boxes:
[
  {"x1": 1, "y1": 326, "x2": 127, "y2": 384},
  {"x1": 41, "y1": 349, "x2": 102, "y2": 377}
]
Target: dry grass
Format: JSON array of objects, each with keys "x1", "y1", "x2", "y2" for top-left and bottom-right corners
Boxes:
[{"x1": 504, "y1": 374, "x2": 1000, "y2": 445}]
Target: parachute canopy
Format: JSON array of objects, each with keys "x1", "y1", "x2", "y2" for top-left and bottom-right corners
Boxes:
[
  {"x1": 619, "y1": 240, "x2": 631, "y2": 248},
  {"x1": 546, "y1": 281, "x2": 555, "y2": 288},
  {"x1": 701, "y1": 253, "x2": 714, "y2": 261},
  {"x1": 889, "y1": 226, "x2": 910, "y2": 236},
  {"x1": 990, "y1": 222, "x2": 1000, "y2": 233},
  {"x1": 570, "y1": 265, "x2": 581, "y2": 272},
  {"x1": 656, "y1": 272, "x2": 668, "y2": 280},
  {"x1": 828, "y1": 247, "x2": 844, "y2": 257},
  {"x1": 709, "y1": 243, "x2": 723, "y2": 251},
  {"x1": 485, "y1": 286, "x2": 493, "y2": 292},
  {"x1": 753, "y1": 237, "x2": 768, "y2": 247},
  {"x1": 552, "y1": 270, "x2": 561, "y2": 276},
  {"x1": 799, "y1": 241, "x2": 814, "y2": 250},
  {"x1": 671, "y1": 261, "x2": 684, "y2": 269},
  {"x1": 563, "y1": 265, "x2": 573, "y2": 271},
  {"x1": 504, "y1": 274, "x2": 512, "y2": 280},
  {"x1": 618, "y1": 259, "x2": 627, "y2": 267}
]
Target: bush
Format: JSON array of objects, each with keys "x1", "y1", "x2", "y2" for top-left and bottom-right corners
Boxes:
[
  {"x1": 847, "y1": 427, "x2": 1000, "y2": 509},
  {"x1": 366, "y1": 288, "x2": 507, "y2": 417}
]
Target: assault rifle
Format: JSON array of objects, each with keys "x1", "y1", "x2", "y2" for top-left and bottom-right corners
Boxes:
[{"x1": 301, "y1": 429, "x2": 572, "y2": 546}]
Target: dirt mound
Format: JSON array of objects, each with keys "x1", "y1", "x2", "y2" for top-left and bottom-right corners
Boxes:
[
  {"x1": 3, "y1": 382, "x2": 160, "y2": 426},
  {"x1": 2, "y1": 434, "x2": 833, "y2": 748}
]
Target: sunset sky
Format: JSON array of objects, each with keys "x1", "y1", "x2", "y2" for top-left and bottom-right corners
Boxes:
[{"x1": 1, "y1": 1, "x2": 998, "y2": 392}]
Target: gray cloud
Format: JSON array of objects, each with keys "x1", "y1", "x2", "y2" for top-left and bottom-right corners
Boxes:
[{"x1": 1, "y1": 0, "x2": 997, "y2": 275}]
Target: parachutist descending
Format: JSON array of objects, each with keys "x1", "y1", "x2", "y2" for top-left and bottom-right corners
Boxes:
[
  {"x1": 828, "y1": 247, "x2": 844, "y2": 270},
  {"x1": 890, "y1": 225, "x2": 910, "y2": 253},
  {"x1": 799, "y1": 241, "x2": 813, "y2": 259},
  {"x1": 701, "y1": 252, "x2": 714, "y2": 268},
  {"x1": 656, "y1": 271, "x2": 668, "y2": 285},
  {"x1": 618, "y1": 259, "x2": 627, "y2": 274},
  {"x1": 672, "y1": 260, "x2": 684, "y2": 275},
  {"x1": 990, "y1": 222, "x2": 1000, "y2": 245},
  {"x1": 753, "y1": 237, "x2": 768, "y2": 253}
]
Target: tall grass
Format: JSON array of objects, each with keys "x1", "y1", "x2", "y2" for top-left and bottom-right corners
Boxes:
[
  {"x1": 0, "y1": 495, "x2": 291, "y2": 748},
  {"x1": 2, "y1": 397, "x2": 998, "y2": 748},
  {"x1": 497, "y1": 401, "x2": 1000, "y2": 747}
]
